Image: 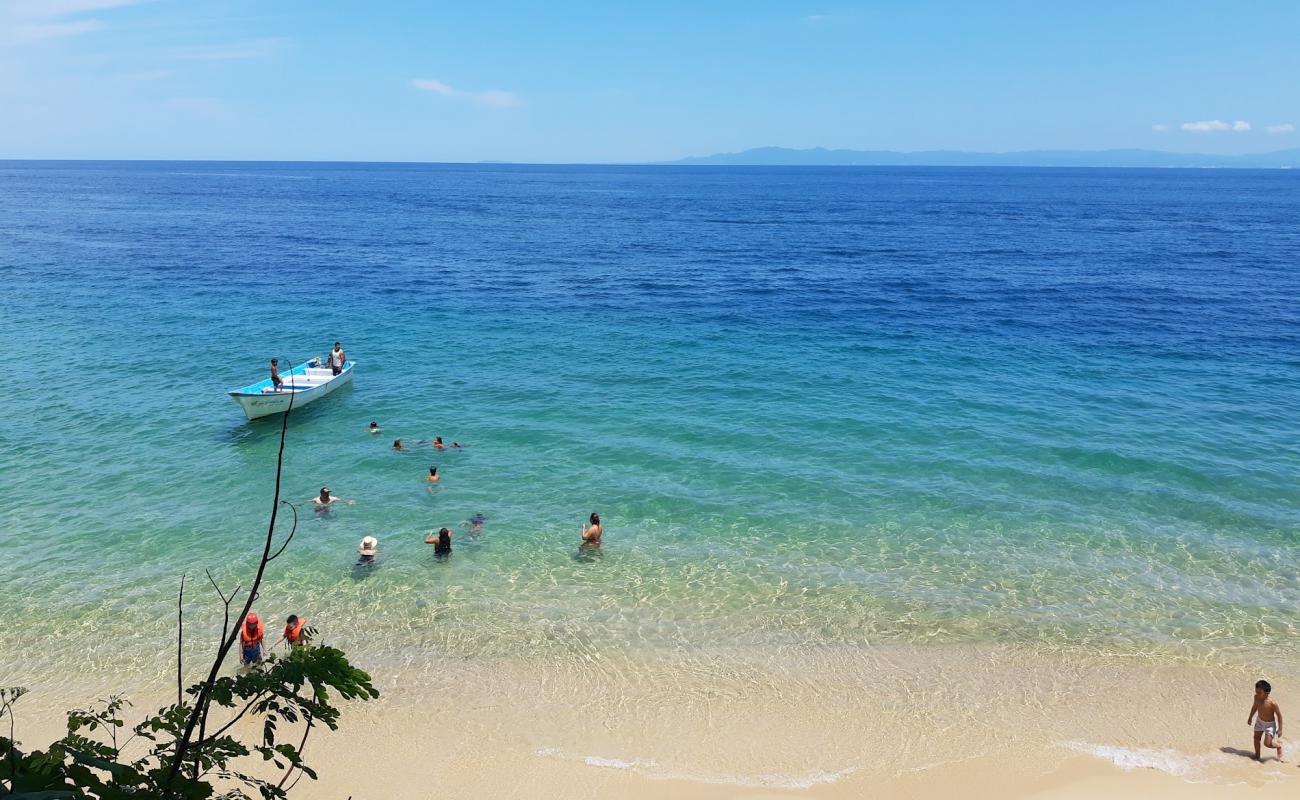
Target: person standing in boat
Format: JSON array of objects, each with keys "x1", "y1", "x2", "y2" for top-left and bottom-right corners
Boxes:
[
  {"x1": 270, "y1": 358, "x2": 283, "y2": 391},
  {"x1": 328, "y1": 341, "x2": 346, "y2": 376}
]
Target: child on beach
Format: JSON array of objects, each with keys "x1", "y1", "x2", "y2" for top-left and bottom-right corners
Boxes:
[
  {"x1": 1248, "y1": 679, "x2": 1284, "y2": 761},
  {"x1": 239, "y1": 613, "x2": 265, "y2": 665}
]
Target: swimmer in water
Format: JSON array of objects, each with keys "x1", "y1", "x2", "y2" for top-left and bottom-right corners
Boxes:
[
  {"x1": 426, "y1": 466, "x2": 440, "y2": 483},
  {"x1": 433, "y1": 436, "x2": 445, "y2": 450},
  {"x1": 310, "y1": 487, "x2": 348, "y2": 507},
  {"x1": 368, "y1": 421, "x2": 381, "y2": 434},
  {"x1": 357, "y1": 535, "x2": 378, "y2": 564},
  {"x1": 452, "y1": 441, "x2": 463, "y2": 449},
  {"x1": 581, "y1": 512, "x2": 603, "y2": 545},
  {"x1": 424, "y1": 527, "x2": 453, "y2": 557},
  {"x1": 392, "y1": 438, "x2": 404, "y2": 451},
  {"x1": 464, "y1": 513, "x2": 486, "y2": 534}
]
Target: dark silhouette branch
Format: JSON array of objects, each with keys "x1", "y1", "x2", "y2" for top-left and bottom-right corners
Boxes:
[
  {"x1": 267, "y1": 500, "x2": 299, "y2": 563},
  {"x1": 276, "y1": 712, "x2": 315, "y2": 792},
  {"x1": 164, "y1": 360, "x2": 298, "y2": 792},
  {"x1": 176, "y1": 575, "x2": 186, "y2": 708}
]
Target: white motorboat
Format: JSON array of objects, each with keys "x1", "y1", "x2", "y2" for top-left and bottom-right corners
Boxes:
[{"x1": 228, "y1": 356, "x2": 354, "y2": 420}]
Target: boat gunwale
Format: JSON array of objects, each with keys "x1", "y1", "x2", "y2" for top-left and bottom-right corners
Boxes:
[{"x1": 228, "y1": 360, "x2": 353, "y2": 397}]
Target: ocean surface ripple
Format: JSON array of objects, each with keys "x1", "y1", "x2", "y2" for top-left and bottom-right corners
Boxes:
[{"x1": 1, "y1": 162, "x2": 1297, "y2": 683}]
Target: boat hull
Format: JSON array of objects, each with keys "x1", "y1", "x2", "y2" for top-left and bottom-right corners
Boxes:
[{"x1": 229, "y1": 361, "x2": 354, "y2": 420}]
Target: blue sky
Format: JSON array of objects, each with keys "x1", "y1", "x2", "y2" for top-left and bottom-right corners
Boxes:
[{"x1": 1, "y1": 0, "x2": 1297, "y2": 161}]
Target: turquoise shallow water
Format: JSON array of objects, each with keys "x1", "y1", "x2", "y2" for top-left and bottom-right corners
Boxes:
[{"x1": 1, "y1": 162, "x2": 1297, "y2": 685}]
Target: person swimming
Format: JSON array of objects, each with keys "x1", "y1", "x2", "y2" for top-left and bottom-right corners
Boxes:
[
  {"x1": 425, "y1": 527, "x2": 452, "y2": 557},
  {"x1": 311, "y1": 487, "x2": 338, "y2": 507},
  {"x1": 581, "y1": 512, "x2": 603, "y2": 545},
  {"x1": 433, "y1": 436, "x2": 445, "y2": 450},
  {"x1": 392, "y1": 438, "x2": 404, "y2": 451},
  {"x1": 464, "y1": 513, "x2": 485, "y2": 534},
  {"x1": 368, "y1": 421, "x2": 381, "y2": 434},
  {"x1": 426, "y1": 466, "x2": 440, "y2": 483},
  {"x1": 357, "y1": 535, "x2": 378, "y2": 564}
]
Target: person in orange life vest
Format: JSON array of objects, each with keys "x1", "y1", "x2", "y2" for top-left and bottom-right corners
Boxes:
[
  {"x1": 272, "y1": 615, "x2": 309, "y2": 651},
  {"x1": 239, "y1": 613, "x2": 265, "y2": 665}
]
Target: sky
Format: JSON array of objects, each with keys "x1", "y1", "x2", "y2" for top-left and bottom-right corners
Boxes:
[{"x1": 1, "y1": 0, "x2": 1297, "y2": 162}]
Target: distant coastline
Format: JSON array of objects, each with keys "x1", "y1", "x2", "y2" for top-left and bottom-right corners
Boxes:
[{"x1": 658, "y1": 145, "x2": 1300, "y2": 169}]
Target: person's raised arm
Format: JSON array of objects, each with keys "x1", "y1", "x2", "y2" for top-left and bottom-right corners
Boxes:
[{"x1": 424, "y1": 531, "x2": 437, "y2": 544}]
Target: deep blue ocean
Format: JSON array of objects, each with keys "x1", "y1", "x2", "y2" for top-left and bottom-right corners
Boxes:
[{"x1": 1, "y1": 162, "x2": 1298, "y2": 684}]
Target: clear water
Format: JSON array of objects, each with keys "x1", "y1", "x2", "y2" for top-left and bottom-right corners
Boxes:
[{"x1": 2, "y1": 162, "x2": 1298, "y2": 685}]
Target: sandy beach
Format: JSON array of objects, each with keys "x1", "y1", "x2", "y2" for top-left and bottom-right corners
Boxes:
[{"x1": 14, "y1": 643, "x2": 1297, "y2": 798}]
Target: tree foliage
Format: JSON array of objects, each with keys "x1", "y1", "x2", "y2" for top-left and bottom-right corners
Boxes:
[
  {"x1": 2, "y1": 361, "x2": 379, "y2": 799},
  {"x1": 2, "y1": 645, "x2": 377, "y2": 799}
]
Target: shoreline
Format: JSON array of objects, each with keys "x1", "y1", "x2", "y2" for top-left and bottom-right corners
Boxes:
[{"x1": 14, "y1": 643, "x2": 1297, "y2": 798}]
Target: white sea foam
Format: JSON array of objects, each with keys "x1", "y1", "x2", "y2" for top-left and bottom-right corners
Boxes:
[
  {"x1": 536, "y1": 748, "x2": 854, "y2": 788},
  {"x1": 1062, "y1": 741, "x2": 1205, "y2": 778},
  {"x1": 582, "y1": 755, "x2": 658, "y2": 770}
]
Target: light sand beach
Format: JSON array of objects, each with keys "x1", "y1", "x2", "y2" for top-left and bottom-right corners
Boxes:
[{"x1": 15, "y1": 643, "x2": 1297, "y2": 798}]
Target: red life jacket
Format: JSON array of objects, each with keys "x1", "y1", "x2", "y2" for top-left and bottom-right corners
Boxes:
[
  {"x1": 240, "y1": 614, "x2": 265, "y2": 647},
  {"x1": 285, "y1": 618, "x2": 307, "y2": 645}
]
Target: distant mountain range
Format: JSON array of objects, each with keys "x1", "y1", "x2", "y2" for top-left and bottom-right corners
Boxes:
[{"x1": 661, "y1": 146, "x2": 1300, "y2": 168}]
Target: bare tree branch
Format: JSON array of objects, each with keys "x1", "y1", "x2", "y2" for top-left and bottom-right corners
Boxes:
[
  {"x1": 276, "y1": 712, "x2": 315, "y2": 792},
  {"x1": 165, "y1": 360, "x2": 298, "y2": 790},
  {"x1": 176, "y1": 575, "x2": 186, "y2": 708},
  {"x1": 267, "y1": 500, "x2": 299, "y2": 563}
]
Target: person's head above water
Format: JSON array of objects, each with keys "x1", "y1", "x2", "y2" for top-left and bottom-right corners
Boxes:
[
  {"x1": 393, "y1": 439, "x2": 402, "y2": 449},
  {"x1": 360, "y1": 535, "x2": 378, "y2": 553},
  {"x1": 590, "y1": 512, "x2": 600, "y2": 526},
  {"x1": 429, "y1": 466, "x2": 438, "y2": 476},
  {"x1": 434, "y1": 436, "x2": 443, "y2": 444},
  {"x1": 369, "y1": 421, "x2": 378, "y2": 429},
  {"x1": 319, "y1": 487, "x2": 331, "y2": 501}
]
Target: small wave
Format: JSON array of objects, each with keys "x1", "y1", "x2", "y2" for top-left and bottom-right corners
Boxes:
[
  {"x1": 583, "y1": 755, "x2": 658, "y2": 770},
  {"x1": 1062, "y1": 741, "x2": 1205, "y2": 778},
  {"x1": 536, "y1": 748, "x2": 853, "y2": 789}
]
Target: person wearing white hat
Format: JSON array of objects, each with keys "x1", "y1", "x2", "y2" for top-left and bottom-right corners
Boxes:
[{"x1": 358, "y1": 535, "x2": 378, "y2": 564}]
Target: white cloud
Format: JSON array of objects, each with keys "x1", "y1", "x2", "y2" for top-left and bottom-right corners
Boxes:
[
  {"x1": 1152, "y1": 123, "x2": 1169, "y2": 132},
  {"x1": 411, "y1": 78, "x2": 520, "y2": 109},
  {"x1": 9, "y1": 18, "x2": 101, "y2": 43},
  {"x1": 1266, "y1": 123, "x2": 1295, "y2": 134},
  {"x1": 7, "y1": 1, "x2": 144, "y2": 16},
  {"x1": 170, "y1": 37, "x2": 285, "y2": 61},
  {"x1": 2, "y1": 0, "x2": 144, "y2": 45},
  {"x1": 1180, "y1": 119, "x2": 1251, "y2": 133},
  {"x1": 411, "y1": 79, "x2": 455, "y2": 96},
  {"x1": 806, "y1": 14, "x2": 827, "y2": 22}
]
